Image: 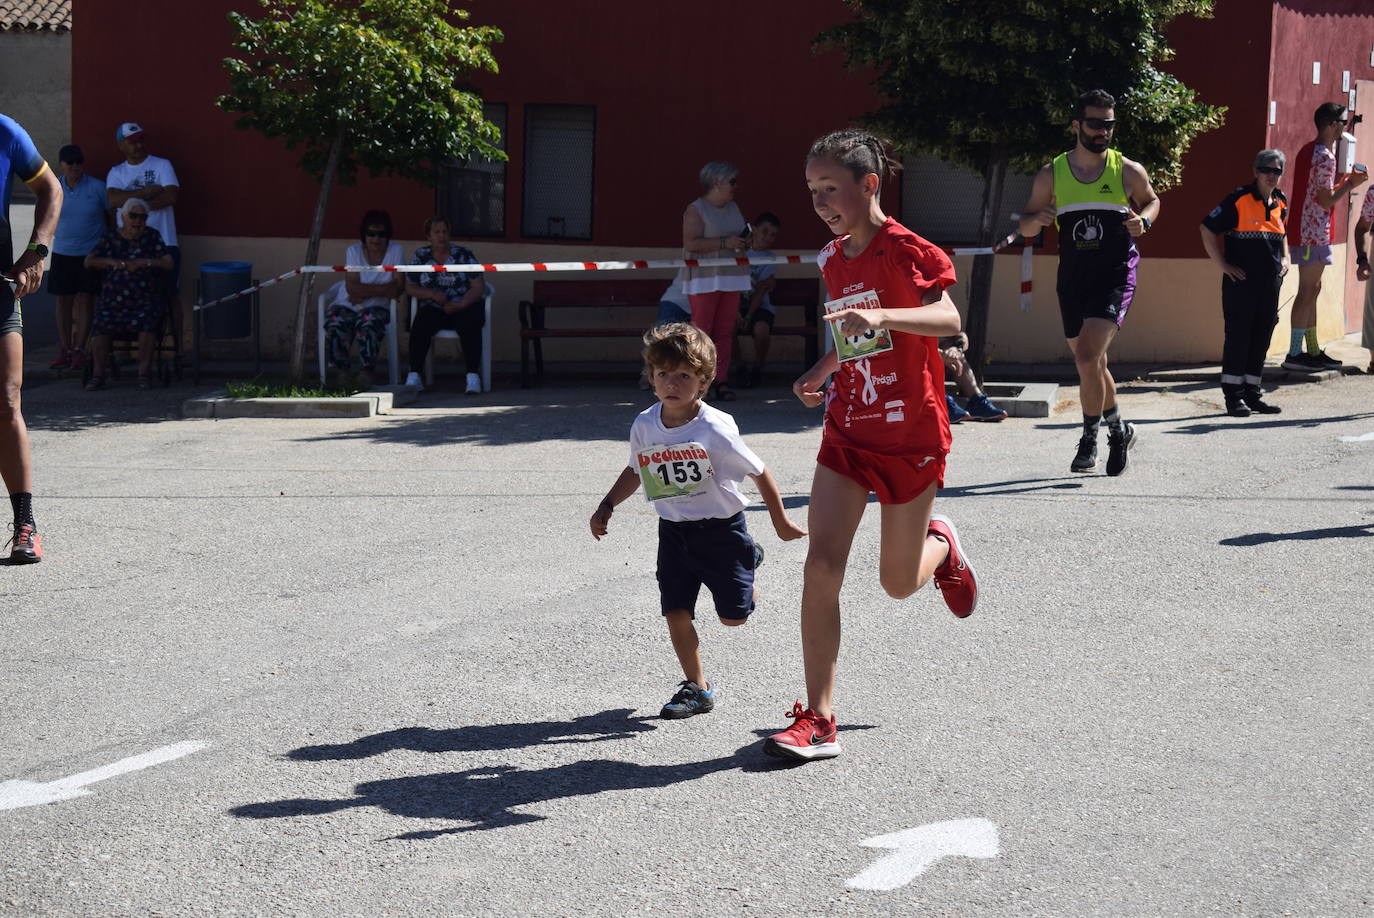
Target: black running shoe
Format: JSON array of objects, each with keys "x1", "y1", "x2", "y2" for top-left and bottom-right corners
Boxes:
[
  {"x1": 1242, "y1": 385, "x2": 1282, "y2": 415},
  {"x1": 660, "y1": 680, "x2": 715, "y2": 719},
  {"x1": 1281, "y1": 353, "x2": 1325, "y2": 372},
  {"x1": 1070, "y1": 433, "x2": 1098, "y2": 473},
  {"x1": 1312, "y1": 350, "x2": 1343, "y2": 370},
  {"x1": 1106, "y1": 422, "x2": 1137, "y2": 477}
]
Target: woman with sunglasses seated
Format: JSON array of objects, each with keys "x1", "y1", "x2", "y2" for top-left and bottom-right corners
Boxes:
[
  {"x1": 324, "y1": 209, "x2": 404, "y2": 381},
  {"x1": 1199, "y1": 149, "x2": 1291, "y2": 417},
  {"x1": 81, "y1": 197, "x2": 173, "y2": 390}
]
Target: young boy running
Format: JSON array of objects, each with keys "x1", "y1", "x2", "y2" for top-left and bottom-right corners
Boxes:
[
  {"x1": 590, "y1": 322, "x2": 807, "y2": 719},
  {"x1": 765, "y1": 130, "x2": 979, "y2": 762}
]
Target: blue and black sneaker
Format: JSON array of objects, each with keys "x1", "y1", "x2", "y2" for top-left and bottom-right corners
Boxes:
[
  {"x1": 966, "y1": 393, "x2": 1008, "y2": 421},
  {"x1": 946, "y1": 394, "x2": 968, "y2": 423},
  {"x1": 660, "y1": 680, "x2": 715, "y2": 719}
]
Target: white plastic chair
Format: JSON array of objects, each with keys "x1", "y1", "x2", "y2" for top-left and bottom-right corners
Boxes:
[
  {"x1": 409, "y1": 282, "x2": 494, "y2": 391},
  {"x1": 317, "y1": 281, "x2": 399, "y2": 386}
]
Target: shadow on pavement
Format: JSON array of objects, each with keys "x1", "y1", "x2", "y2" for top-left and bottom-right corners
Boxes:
[
  {"x1": 941, "y1": 476, "x2": 1086, "y2": 497},
  {"x1": 234, "y1": 737, "x2": 816, "y2": 836},
  {"x1": 1219, "y1": 524, "x2": 1374, "y2": 546},
  {"x1": 294, "y1": 389, "x2": 821, "y2": 448},
  {"x1": 22, "y1": 374, "x2": 188, "y2": 431},
  {"x1": 1166, "y1": 411, "x2": 1374, "y2": 436},
  {"x1": 288, "y1": 708, "x2": 656, "y2": 760},
  {"x1": 1033, "y1": 413, "x2": 1218, "y2": 432}
]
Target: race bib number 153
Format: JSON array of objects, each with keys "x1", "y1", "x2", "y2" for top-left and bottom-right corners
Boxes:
[{"x1": 637, "y1": 442, "x2": 713, "y2": 501}]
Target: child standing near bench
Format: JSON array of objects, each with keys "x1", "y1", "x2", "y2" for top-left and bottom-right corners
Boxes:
[
  {"x1": 590, "y1": 322, "x2": 807, "y2": 719},
  {"x1": 764, "y1": 130, "x2": 980, "y2": 762}
]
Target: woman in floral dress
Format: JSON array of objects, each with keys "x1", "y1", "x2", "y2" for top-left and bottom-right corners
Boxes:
[{"x1": 82, "y1": 197, "x2": 172, "y2": 389}]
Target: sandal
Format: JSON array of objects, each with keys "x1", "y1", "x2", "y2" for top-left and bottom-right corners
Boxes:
[{"x1": 84, "y1": 375, "x2": 105, "y2": 391}]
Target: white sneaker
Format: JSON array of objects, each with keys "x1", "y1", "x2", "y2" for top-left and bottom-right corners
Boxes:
[
  {"x1": 404, "y1": 371, "x2": 423, "y2": 389},
  {"x1": 465, "y1": 372, "x2": 482, "y2": 393}
]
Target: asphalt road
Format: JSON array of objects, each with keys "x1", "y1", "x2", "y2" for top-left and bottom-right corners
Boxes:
[{"x1": 2, "y1": 367, "x2": 1371, "y2": 917}]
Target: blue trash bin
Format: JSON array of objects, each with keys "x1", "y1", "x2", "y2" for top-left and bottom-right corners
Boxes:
[{"x1": 200, "y1": 261, "x2": 252, "y2": 339}]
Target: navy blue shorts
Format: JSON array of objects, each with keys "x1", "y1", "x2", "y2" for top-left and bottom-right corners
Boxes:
[{"x1": 657, "y1": 511, "x2": 758, "y2": 622}]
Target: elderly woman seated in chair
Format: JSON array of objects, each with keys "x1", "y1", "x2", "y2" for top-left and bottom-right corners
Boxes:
[
  {"x1": 404, "y1": 215, "x2": 485, "y2": 393},
  {"x1": 82, "y1": 197, "x2": 173, "y2": 390},
  {"x1": 324, "y1": 209, "x2": 405, "y2": 383}
]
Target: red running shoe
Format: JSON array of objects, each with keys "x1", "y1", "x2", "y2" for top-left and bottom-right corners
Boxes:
[
  {"x1": 764, "y1": 702, "x2": 840, "y2": 761},
  {"x1": 6, "y1": 523, "x2": 42, "y2": 564},
  {"x1": 49, "y1": 349, "x2": 71, "y2": 370},
  {"x1": 928, "y1": 513, "x2": 976, "y2": 617}
]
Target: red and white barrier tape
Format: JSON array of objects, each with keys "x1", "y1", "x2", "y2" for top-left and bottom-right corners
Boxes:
[{"x1": 196, "y1": 240, "x2": 1034, "y2": 311}]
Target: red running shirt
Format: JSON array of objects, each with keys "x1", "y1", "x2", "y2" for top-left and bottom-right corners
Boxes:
[{"x1": 817, "y1": 217, "x2": 957, "y2": 457}]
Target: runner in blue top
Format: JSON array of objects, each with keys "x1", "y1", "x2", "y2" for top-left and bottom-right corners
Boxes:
[{"x1": 1, "y1": 112, "x2": 61, "y2": 562}]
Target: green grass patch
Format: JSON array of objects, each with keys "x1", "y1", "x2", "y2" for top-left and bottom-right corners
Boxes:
[{"x1": 224, "y1": 378, "x2": 355, "y2": 399}]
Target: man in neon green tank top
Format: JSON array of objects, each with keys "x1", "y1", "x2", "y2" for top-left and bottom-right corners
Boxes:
[{"x1": 1020, "y1": 90, "x2": 1160, "y2": 477}]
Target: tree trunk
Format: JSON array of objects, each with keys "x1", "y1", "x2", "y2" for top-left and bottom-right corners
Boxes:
[
  {"x1": 965, "y1": 143, "x2": 1008, "y2": 376},
  {"x1": 290, "y1": 131, "x2": 345, "y2": 385}
]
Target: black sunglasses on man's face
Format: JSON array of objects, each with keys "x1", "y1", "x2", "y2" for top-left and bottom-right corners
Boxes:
[
  {"x1": 1256, "y1": 166, "x2": 1283, "y2": 176},
  {"x1": 1081, "y1": 118, "x2": 1117, "y2": 131}
]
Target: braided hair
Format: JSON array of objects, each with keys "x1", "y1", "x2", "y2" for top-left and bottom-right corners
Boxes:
[{"x1": 806, "y1": 130, "x2": 901, "y2": 188}]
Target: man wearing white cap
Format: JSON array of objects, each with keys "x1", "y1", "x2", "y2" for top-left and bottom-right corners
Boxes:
[{"x1": 106, "y1": 122, "x2": 182, "y2": 299}]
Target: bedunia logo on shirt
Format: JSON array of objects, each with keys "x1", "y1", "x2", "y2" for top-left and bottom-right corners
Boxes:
[{"x1": 637, "y1": 445, "x2": 710, "y2": 466}]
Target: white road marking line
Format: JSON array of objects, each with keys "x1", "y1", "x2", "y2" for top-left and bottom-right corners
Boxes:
[
  {"x1": 846, "y1": 818, "x2": 1000, "y2": 891},
  {"x1": 1338, "y1": 431, "x2": 1374, "y2": 442},
  {"x1": 0, "y1": 742, "x2": 207, "y2": 811}
]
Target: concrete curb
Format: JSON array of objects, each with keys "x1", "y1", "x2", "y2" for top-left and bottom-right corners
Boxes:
[
  {"x1": 182, "y1": 384, "x2": 417, "y2": 419},
  {"x1": 948, "y1": 381, "x2": 1058, "y2": 418}
]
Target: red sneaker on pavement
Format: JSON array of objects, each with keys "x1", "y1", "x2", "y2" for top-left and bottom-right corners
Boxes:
[
  {"x1": 6, "y1": 523, "x2": 42, "y2": 564},
  {"x1": 49, "y1": 349, "x2": 71, "y2": 370},
  {"x1": 69, "y1": 349, "x2": 86, "y2": 370},
  {"x1": 764, "y1": 702, "x2": 840, "y2": 761},
  {"x1": 928, "y1": 513, "x2": 977, "y2": 617}
]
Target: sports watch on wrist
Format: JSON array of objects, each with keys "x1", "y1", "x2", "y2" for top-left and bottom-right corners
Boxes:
[
  {"x1": 26, "y1": 243, "x2": 49, "y2": 258},
  {"x1": 1140, "y1": 216, "x2": 1152, "y2": 232}
]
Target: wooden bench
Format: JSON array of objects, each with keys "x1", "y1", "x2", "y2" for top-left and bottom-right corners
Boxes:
[{"x1": 518, "y1": 277, "x2": 820, "y2": 387}]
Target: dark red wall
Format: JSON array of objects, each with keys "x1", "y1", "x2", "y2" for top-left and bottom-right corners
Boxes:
[
  {"x1": 72, "y1": 0, "x2": 875, "y2": 250},
  {"x1": 1267, "y1": 0, "x2": 1374, "y2": 240},
  {"x1": 71, "y1": 1, "x2": 1374, "y2": 258},
  {"x1": 1155, "y1": 2, "x2": 1273, "y2": 257}
]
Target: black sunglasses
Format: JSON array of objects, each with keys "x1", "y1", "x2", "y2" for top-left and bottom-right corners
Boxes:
[
  {"x1": 1256, "y1": 166, "x2": 1284, "y2": 176},
  {"x1": 364, "y1": 229, "x2": 390, "y2": 237},
  {"x1": 126, "y1": 212, "x2": 148, "y2": 219},
  {"x1": 1082, "y1": 118, "x2": 1117, "y2": 131}
]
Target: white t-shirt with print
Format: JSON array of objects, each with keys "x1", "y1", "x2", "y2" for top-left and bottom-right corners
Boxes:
[
  {"x1": 627, "y1": 401, "x2": 764, "y2": 523},
  {"x1": 107, "y1": 154, "x2": 179, "y2": 246}
]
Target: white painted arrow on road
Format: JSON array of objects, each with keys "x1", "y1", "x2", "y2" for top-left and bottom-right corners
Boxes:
[
  {"x1": 846, "y1": 818, "x2": 1000, "y2": 891},
  {"x1": 0, "y1": 742, "x2": 208, "y2": 811},
  {"x1": 1338, "y1": 431, "x2": 1374, "y2": 442}
]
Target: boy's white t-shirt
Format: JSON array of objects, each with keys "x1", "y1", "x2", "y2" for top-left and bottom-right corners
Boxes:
[
  {"x1": 107, "y1": 154, "x2": 179, "y2": 246},
  {"x1": 628, "y1": 401, "x2": 764, "y2": 522}
]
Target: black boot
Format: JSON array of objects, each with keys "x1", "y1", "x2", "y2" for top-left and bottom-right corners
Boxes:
[
  {"x1": 1222, "y1": 383, "x2": 1251, "y2": 417},
  {"x1": 1242, "y1": 384, "x2": 1281, "y2": 414}
]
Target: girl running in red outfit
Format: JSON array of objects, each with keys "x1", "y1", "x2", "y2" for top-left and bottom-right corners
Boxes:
[{"x1": 764, "y1": 130, "x2": 979, "y2": 762}]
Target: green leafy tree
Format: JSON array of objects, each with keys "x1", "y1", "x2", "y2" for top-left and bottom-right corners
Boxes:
[
  {"x1": 219, "y1": 0, "x2": 504, "y2": 383},
  {"x1": 818, "y1": 0, "x2": 1225, "y2": 370}
]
